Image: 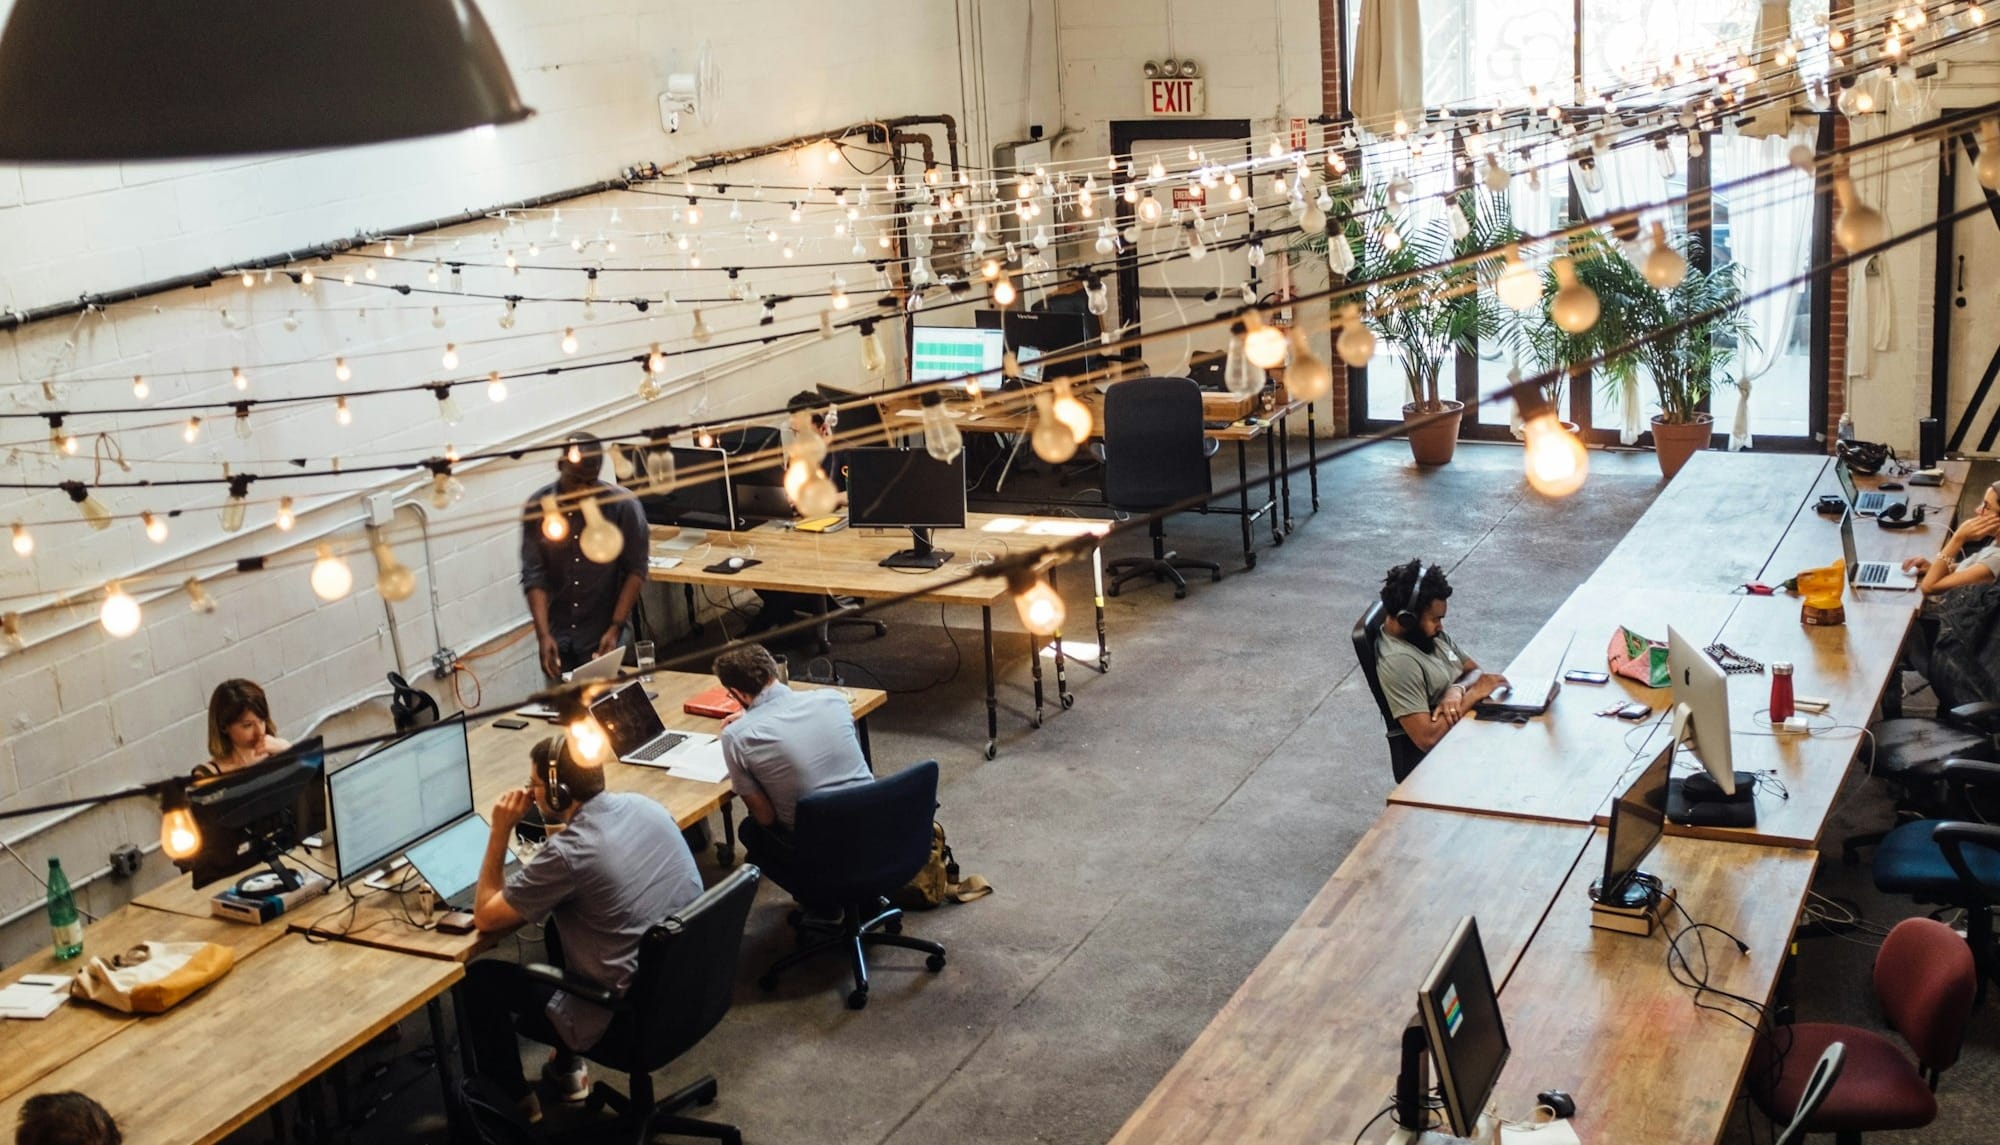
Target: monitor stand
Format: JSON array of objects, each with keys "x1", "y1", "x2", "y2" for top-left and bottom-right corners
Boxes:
[
  {"x1": 1667, "y1": 772, "x2": 1759, "y2": 828},
  {"x1": 879, "y1": 527, "x2": 953, "y2": 570},
  {"x1": 234, "y1": 853, "x2": 308, "y2": 896}
]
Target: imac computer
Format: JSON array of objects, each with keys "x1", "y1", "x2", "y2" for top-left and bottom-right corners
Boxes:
[
  {"x1": 629, "y1": 445, "x2": 742, "y2": 531},
  {"x1": 1665, "y1": 625, "x2": 1755, "y2": 828},
  {"x1": 179, "y1": 736, "x2": 327, "y2": 891},
  {"x1": 845, "y1": 446, "x2": 968, "y2": 570},
  {"x1": 1591, "y1": 742, "x2": 1673, "y2": 908},
  {"x1": 911, "y1": 324, "x2": 1007, "y2": 391},
  {"x1": 326, "y1": 716, "x2": 474, "y2": 885},
  {"x1": 1395, "y1": 916, "x2": 1512, "y2": 1136}
]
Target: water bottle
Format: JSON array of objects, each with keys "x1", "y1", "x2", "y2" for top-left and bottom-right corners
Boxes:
[
  {"x1": 1837, "y1": 412, "x2": 1854, "y2": 443},
  {"x1": 47, "y1": 857, "x2": 82, "y2": 960}
]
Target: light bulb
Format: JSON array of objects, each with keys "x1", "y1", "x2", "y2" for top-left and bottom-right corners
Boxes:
[
  {"x1": 560, "y1": 327, "x2": 579, "y2": 355},
  {"x1": 334, "y1": 357, "x2": 351, "y2": 383},
  {"x1": 1051, "y1": 381, "x2": 1093, "y2": 445},
  {"x1": 1010, "y1": 570, "x2": 1066, "y2": 636},
  {"x1": 100, "y1": 583, "x2": 141, "y2": 638},
  {"x1": 335, "y1": 397, "x2": 352, "y2": 426},
  {"x1": 183, "y1": 417, "x2": 203, "y2": 444},
  {"x1": 1979, "y1": 121, "x2": 2000, "y2": 191},
  {"x1": 310, "y1": 544, "x2": 353, "y2": 601},
  {"x1": 232, "y1": 366, "x2": 248, "y2": 391},
  {"x1": 1030, "y1": 391, "x2": 1078, "y2": 463},
  {"x1": 1285, "y1": 329, "x2": 1333, "y2": 401},
  {"x1": 10, "y1": 522, "x2": 31, "y2": 556},
  {"x1": 578, "y1": 497, "x2": 624, "y2": 564},
  {"x1": 143, "y1": 511, "x2": 168, "y2": 543},
  {"x1": 1643, "y1": 223, "x2": 1688, "y2": 290},
  {"x1": 540, "y1": 495, "x2": 569, "y2": 542},
  {"x1": 783, "y1": 456, "x2": 815, "y2": 502},
  {"x1": 921, "y1": 397, "x2": 964, "y2": 462},
  {"x1": 1138, "y1": 194, "x2": 1162, "y2": 223},
  {"x1": 159, "y1": 796, "x2": 200, "y2": 861},
  {"x1": 1223, "y1": 332, "x2": 1260, "y2": 396},
  {"x1": 1496, "y1": 246, "x2": 1542, "y2": 312},
  {"x1": 691, "y1": 310, "x2": 712, "y2": 344},
  {"x1": 1550, "y1": 260, "x2": 1600, "y2": 334},
  {"x1": 1519, "y1": 394, "x2": 1588, "y2": 497},
  {"x1": 860, "y1": 326, "x2": 885, "y2": 374},
  {"x1": 646, "y1": 343, "x2": 668, "y2": 375},
  {"x1": 220, "y1": 486, "x2": 247, "y2": 533},
  {"x1": 487, "y1": 372, "x2": 507, "y2": 402},
  {"x1": 441, "y1": 343, "x2": 459, "y2": 370},
  {"x1": 1242, "y1": 314, "x2": 1288, "y2": 370},
  {"x1": 435, "y1": 388, "x2": 462, "y2": 425},
  {"x1": 282, "y1": 311, "x2": 300, "y2": 332},
  {"x1": 992, "y1": 273, "x2": 1017, "y2": 308},
  {"x1": 1335, "y1": 306, "x2": 1376, "y2": 367},
  {"x1": 566, "y1": 710, "x2": 612, "y2": 766},
  {"x1": 234, "y1": 408, "x2": 253, "y2": 440},
  {"x1": 685, "y1": 202, "x2": 703, "y2": 227},
  {"x1": 373, "y1": 541, "x2": 416, "y2": 603},
  {"x1": 275, "y1": 497, "x2": 295, "y2": 531},
  {"x1": 184, "y1": 576, "x2": 216, "y2": 614},
  {"x1": 64, "y1": 483, "x2": 112, "y2": 531},
  {"x1": 1832, "y1": 174, "x2": 1886, "y2": 251},
  {"x1": 131, "y1": 375, "x2": 149, "y2": 400},
  {"x1": 429, "y1": 305, "x2": 445, "y2": 330},
  {"x1": 430, "y1": 472, "x2": 465, "y2": 509}
]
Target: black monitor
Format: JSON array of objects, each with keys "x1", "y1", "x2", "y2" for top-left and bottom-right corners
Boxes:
[
  {"x1": 1594, "y1": 741, "x2": 1673, "y2": 908},
  {"x1": 1397, "y1": 916, "x2": 1511, "y2": 1136},
  {"x1": 845, "y1": 446, "x2": 967, "y2": 570},
  {"x1": 178, "y1": 736, "x2": 327, "y2": 892},
  {"x1": 326, "y1": 715, "x2": 473, "y2": 885},
  {"x1": 974, "y1": 307, "x2": 1099, "y2": 380},
  {"x1": 716, "y1": 426, "x2": 793, "y2": 520},
  {"x1": 630, "y1": 445, "x2": 740, "y2": 530}
]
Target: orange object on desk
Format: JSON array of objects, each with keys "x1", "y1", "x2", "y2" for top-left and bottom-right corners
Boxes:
[{"x1": 683, "y1": 686, "x2": 741, "y2": 719}]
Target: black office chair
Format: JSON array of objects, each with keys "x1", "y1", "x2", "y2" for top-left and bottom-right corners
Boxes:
[
  {"x1": 755, "y1": 762, "x2": 947, "y2": 1010},
  {"x1": 458, "y1": 1077, "x2": 543, "y2": 1145},
  {"x1": 1353, "y1": 601, "x2": 1427, "y2": 783},
  {"x1": 521, "y1": 865, "x2": 762, "y2": 1145},
  {"x1": 1871, "y1": 760, "x2": 2000, "y2": 1003},
  {"x1": 1100, "y1": 376, "x2": 1222, "y2": 600},
  {"x1": 1844, "y1": 703, "x2": 2000, "y2": 863}
]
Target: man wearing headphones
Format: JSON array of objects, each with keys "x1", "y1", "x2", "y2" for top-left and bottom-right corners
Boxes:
[
  {"x1": 520, "y1": 430, "x2": 651, "y2": 679},
  {"x1": 1375, "y1": 559, "x2": 1506, "y2": 757},
  {"x1": 465, "y1": 734, "x2": 702, "y2": 1118}
]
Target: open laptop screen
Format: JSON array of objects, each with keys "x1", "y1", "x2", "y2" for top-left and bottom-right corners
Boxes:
[{"x1": 591, "y1": 681, "x2": 668, "y2": 756}]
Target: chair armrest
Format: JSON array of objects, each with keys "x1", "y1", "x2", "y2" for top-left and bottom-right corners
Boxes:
[
  {"x1": 521, "y1": 962, "x2": 618, "y2": 1007},
  {"x1": 1929, "y1": 822, "x2": 2000, "y2": 904},
  {"x1": 1941, "y1": 759, "x2": 2000, "y2": 795},
  {"x1": 1944, "y1": 701, "x2": 2000, "y2": 729}
]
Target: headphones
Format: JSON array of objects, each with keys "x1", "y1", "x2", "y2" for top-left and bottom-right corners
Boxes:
[
  {"x1": 540, "y1": 734, "x2": 572, "y2": 815},
  {"x1": 1876, "y1": 503, "x2": 1928, "y2": 530},
  {"x1": 1395, "y1": 561, "x2": 1432, "y2": 629}
]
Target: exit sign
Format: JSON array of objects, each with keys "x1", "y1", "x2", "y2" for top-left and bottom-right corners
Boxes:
[{"x1": 1146, "y1": 77, "x2": 1206, "y2": 117}]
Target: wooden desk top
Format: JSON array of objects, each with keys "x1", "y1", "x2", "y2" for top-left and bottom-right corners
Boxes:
[
  {"x1": 1109, "y1": 808, "x2": 1593, "y2": 1145},
  {"x1": 0, "y1": 906, "x2": 290, "y2": 1103},
  {"x1": 0, "y1": 934, "x2": 461, "y2": 1145},
  {"x1": 1493, "y1": 830, "x2": 1815, "y2": 1143},
  {"x1": 1390, "y1": 586, "x2": 1743, "y2": 825},
  {"x1": 1592, "y1": 452, "x2": 1830, "y2": 593},
  {"x1": 884, "y1": 393, "x2": 1301, "y2": 442},
  {"x1": 648, "y1": 512, "x2": 1107, "y2": 605},
  {"x1": 1761, "y1": 459, "x2": 1968, "y2": 596}
]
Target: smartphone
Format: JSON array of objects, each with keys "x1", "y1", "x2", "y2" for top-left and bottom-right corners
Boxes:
[
  {"x1": 1615, "y1": 702, "x2": 1652, "y2": 721},
  {"x1": 436, "y1": 911, "x2": 476, "y2": 935},
  {"x1": 1564, "y1": 669, "x2": 1610, "y2": 685},
  {"x1": 493, "y1": 717, "x2": 530, "y2": 731}
]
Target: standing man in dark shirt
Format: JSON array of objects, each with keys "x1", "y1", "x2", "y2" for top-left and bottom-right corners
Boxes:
[{"x1": 521, "y1": 432, "x2": 651, "y2": 679}]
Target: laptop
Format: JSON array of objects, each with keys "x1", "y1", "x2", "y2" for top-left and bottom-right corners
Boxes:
[
  {"x1": 567, "y1": 645, "x2": 626, "y2": 683},
  {"x1": 1836, "y1": 458, "x2": 1906, "y2": 518},
  {"x1": 403, "y1": 815, "x2": 519, "y2": 910},
  {"x1": 1475, "y1": 631, "x2": 1576, "y2": 719},
  {"x1": 1841, "y1": 509, "x2": 1918, "y2": 591},
  {"x1": 591, "y1": 680, "x2": 724, "y2": 775}
]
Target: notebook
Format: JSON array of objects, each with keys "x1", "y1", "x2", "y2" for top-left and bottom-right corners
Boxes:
[{"x1": 683, "y1": 685, "x2": 743, "y2": 720}]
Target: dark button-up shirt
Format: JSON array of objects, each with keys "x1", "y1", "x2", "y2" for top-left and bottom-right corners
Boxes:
[{"x1": 520, "y1": 481, "x2": 650, "y2": 646}]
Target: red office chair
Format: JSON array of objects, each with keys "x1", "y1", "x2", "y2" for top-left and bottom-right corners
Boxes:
[{"x1": 1748, "y1": 917, "x2": 1975, "y2": 1144}]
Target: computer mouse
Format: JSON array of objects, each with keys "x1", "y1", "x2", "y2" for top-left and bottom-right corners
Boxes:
[
  {"x1": 726, "y1": 556, "x2": 745, "y2": 569},
  {"x1": 1880, "y1": 481, "x2": 1905, "y2": 491},
  {"x1": 1536, "y1": 1090, "x2": 1577, "y2": 1119}
]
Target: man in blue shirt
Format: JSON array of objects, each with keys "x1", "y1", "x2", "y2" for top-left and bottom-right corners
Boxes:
[{"x1": 520, "y1": 431, "x2": 650, "y2": 679}]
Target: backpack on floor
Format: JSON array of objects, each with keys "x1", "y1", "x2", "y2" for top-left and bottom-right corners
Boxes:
[{"x1": 891, "y1": 821, "x2": 992, "y2": 910}]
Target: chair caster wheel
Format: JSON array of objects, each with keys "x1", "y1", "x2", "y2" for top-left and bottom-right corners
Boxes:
[
  {"x1": 1174, "y1": 586, "x2": 1188, "y2": 600},
  {"x1": 926, "y1": 953, "x2": 947, "y2": 972},
  {"x1": 885, "y1": 917, "x2": 903, "y2": 935},
  {"x1": 715, "y1": 843, "x2": 734, "y2": 867},
  {"x1": 1210, "y1": 570, "x2": 1222, "y2": 582},
  {"x1": 1107, "y1": 583, "x2": 1121, "y2": 598},
  {"x1": 1061, "y1": 693, "x2": 1074, "y2": 709},
  {"x1": 758, "y1": 974, "x2": 778, "y2": 991},
  {"x1": 984, "y1": 741, "x2": 997, "y2": 760},
  {"x1": 1272, "y1": 532, "x2": 1285, "y2": 546},
  {"x1": 1246, "y1": 553, "x2": 1258, "y2": 569},
  {"x1": 847, "y1": 988, "x2": 870, "y2": 1010},
  {"x1": 1033, "y1": 711, "x2": 1043, "y2": 728}
]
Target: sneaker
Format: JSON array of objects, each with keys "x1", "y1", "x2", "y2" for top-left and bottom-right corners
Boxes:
[
  {"x1": 800, "y1": 904, "x2": 845, "y2": 929},
  {"x1": 515, "y1": 1093, "x2": 543, "y2": 1125},
  {"x1": 541, "y1": 1055, "x2": 590, "y2": 1103}
]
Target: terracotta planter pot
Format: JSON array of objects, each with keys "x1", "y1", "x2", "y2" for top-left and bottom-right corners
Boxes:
[
  {"x1": 1403, "y1": 401, "x2": 1465, "y2": 466},
  {"x1": 1650, "y1": 413, "x2": 1715, "y2": 479}
]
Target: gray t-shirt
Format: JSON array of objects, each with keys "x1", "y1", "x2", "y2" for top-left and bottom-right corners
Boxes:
[
  {"x1": 1375, "y1": 629, "x2": 1470, "y2": 720},
  {"x1": 720, "y1": 684, "x2": 871, "y2": 828},
  {"x1": 501, "y1": 791, "x2": 702, "y2": 1049},
  {"x1": 1963, "y1": 546, "x2": 2000, "y2": 580}
]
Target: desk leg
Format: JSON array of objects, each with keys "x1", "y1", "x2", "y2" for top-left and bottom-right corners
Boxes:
[
  {"x1": 982, "y1": 606, "x2": 999, "y2": 760},
  {"x1": 1264, "y1": 427, "x2": 1284, "y2": 545},
  {"x1": 857, "y1": 717, "x2": 874, "y2": 768},
  {"x1": 1307, "y1": 403, "x2": 1321, "y2": 511},
  {"x1": 718, "y1": 801, "x2": 738, "y2": 867},
  {"x1": 1236, "y1": 441, "x2": 1257, "y2": 569},
  {"x1": 1031, "y1": 627, "x2": 1045, "y2": 728},
  {"x1": 1278, "y1": 414, "x2": 1294, "y2": 534},
  {"x1": 1093, "y1": 545, "x2": 1109, "y2": 673},
  {"x1": 1050, "y1": 566, "x2": 1072, "y2": 710},
  {"x1": 432, "y1": 995, "x2": 468, "y2": 1144},
  {"x1": 682, "y1": 584, "x2": 701, "y2": 636}
]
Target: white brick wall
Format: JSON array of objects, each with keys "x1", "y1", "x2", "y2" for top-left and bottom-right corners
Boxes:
[{"x1": 0, "y1": 0, "x2": 1056, "y2": 962}]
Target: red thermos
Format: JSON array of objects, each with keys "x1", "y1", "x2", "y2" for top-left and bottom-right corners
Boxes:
[{"x1": 1769, "y1": 662, "x2": 1794, "y2": 723}]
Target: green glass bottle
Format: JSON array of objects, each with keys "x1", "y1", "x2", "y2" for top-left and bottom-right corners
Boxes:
[{"x1": 46, "y1": 857, "x2": 82, "y2": 961}]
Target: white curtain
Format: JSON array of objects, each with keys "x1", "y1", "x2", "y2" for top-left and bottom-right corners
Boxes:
[
  {"x1": 1350, "y1": 0, "x2": 1424, "y2": 133},
  {"x1": 1713, "y1": 126, "x2": 1817, "y2": 450},
  {"x1": 1740, "y1": 1, "x2": 1794, "y2": 140},
  {"x1": 1575, "y1": 143, "x2": 1674, "y2": 444}
]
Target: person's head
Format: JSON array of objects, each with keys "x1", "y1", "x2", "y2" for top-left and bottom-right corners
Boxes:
[
  {"x1": 1979, "y1": 480, "x2": 2000, "y2": 518},
  {"x1": 556, "y1": 431, "x2": 605, "y2": 491},
  {"x1": 528, "y1": 734, "x2": 606, "y2": 817},
  {"x1": 712, "y1": 645, "x2": 782, "y2": 705},
  {"x1": 207, "y1": 679, "x2": 275, "y2": 759},
  {"x1": 787, "y1": 390, "x2": 836, "y2": 439},
  {"x1": 1381, "y1": 559, "x2": 1452, "y2": 652},
  {"x1": 16, "y1": 1092, "x2": 120, "y2": 1145}
]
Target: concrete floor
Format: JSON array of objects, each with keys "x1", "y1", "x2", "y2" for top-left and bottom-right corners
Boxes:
[{"x1": 237, "y1": 439, "x2": 2000, "y2": 1144}]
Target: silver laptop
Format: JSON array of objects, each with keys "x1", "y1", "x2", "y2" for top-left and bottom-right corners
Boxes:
[
  {"x1": 1841, "y1": 509, "x2": 1917, "y2": 591},
  {"x1": 1836, "y1": 459, "x2": 1906, "y2": 518},
  {"x1": 1476, "y1": 631, "x2": 1576, "y2": 719},
  {"x1": 591, "y1": 680, "x2": 720, "y2": 767},
  {"x1": 403, "y1": 815, "x2": 519, "y2": 910},
  {"x1": 566, "y1": 644, "x2": 626, "y2": 684}
]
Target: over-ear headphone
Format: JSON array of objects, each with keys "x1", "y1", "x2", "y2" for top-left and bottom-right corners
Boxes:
[
  {"x1": 1876, "y1": 503, "x2": 1928, "y2": 530},
  {"x1": 540, "y1": 734, "x2": 571, "y2": 814},
  {"x1": 1395, "y1": 561, "x2": 1432, "y2": 629}
]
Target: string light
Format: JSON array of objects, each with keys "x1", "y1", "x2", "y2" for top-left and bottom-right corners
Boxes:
[
  {"x1": 1517, "y1": 386, "x2": 1588, "y2": 497},
  {"x1": 647, "y1": 343, "x2": 668, "y2": 374},
  {"x1": 158, "y1": 787, "x2": 200, "y2": 862},
  {"x1": 487, "y1": 371, "x2": 508, "y2": 402},
  {"x1": 920, "y1": 392, "x2": 963, "y2": 463},
  {"x1": 234, "y1": 404, "x2": 253, "y2": 440},
  {"x1": 1008, "y1": 567, "x2": 1066, "y2": 636},
  {"x1": 563, "y1": 694, "x2": 612, "y2": 766},
  {"x1": 184, "y1": 577, "x2": 217, "y2": 614},
  {"x1": 62, "y1": 482, "x2": 112, "y2": 531},
  {"x1": 441, "y1": 343, "x2": 460, "y2": 370},
  {"x1": 334, "y1": 357, "x2": 352, "y2": 382},
  {"x1": 1050, "y1": 380, "x2": 1093, "y2": 445},
  {"x1": 1495, "y1": 245, "x2": 1542, "y2": 312},
  {"x1": 335, "y1": 397, "x2": 352, "y2": 426},
  {"x1": 309, "y1": 544, "x2": 353, "y2": 601},
  {"x1": 183, "y1": 416, "x2": 203, "y2": 444},
  {"x1": 99, "y1": 582, "x2": 141, "y2": 638},
  {"x1": 142, "y1": 511, "x2": 168, "y2": 543},
  {"x1": 10, "y1": 522, "x2": 31, "y2": 557},
  {"x1": 540, "y1": 495, "x2": 568, "y2": 542},
  {"x1": 992, "y1": 271, "x2": 1017, "y2": 308},
  {"x1": 275, "y1": 497, "x2": 296, "y2": 531},
  {"x1": 1030, "y1": 390, "x2": 1078, "y2": 463},
  {"x1": 373, "y1": 540, "x2": 416, "y2": 603},
  {"x1": 131, "y1": 375, "x2": 148, "y2": 400},
  {"x1": 560, "y1": 327, "x2": 579, "y2": 355},
  {"x1": 1642, "y1": 222, "x2": 1688, "y2": 290},
  {"x1": 231, "y1": 366, "x2": 248, "y2": 391},
  {"x1": 1335, "y1": 305, "x2": 1377, "y2": 367},
  {"x1": 1550, "y1": 259, "x2": 1601, "y2": 334},
  {"x1": 1241, "y1": 311, "x2": 1289, "y2": 370},
  {"x1": 220, "y1": 475, "x2": 250, "y2": 532},
  {"x1": 434, "y1": 385, "x2": 463, "y2": 425},
  {"x1": 691, "y1": 310, "x2": 713, "y2": 344},
  {"x1": 1284, "y1": 328, "x2": 1333, "y2": 401}
]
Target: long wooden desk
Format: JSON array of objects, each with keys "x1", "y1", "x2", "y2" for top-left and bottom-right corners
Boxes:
[
  {"x1": 0, "y1": 934, "x2": 460, "y2": 1145},
  {"x1": 1593, "y1": 452, "x2": 1831, "y2": 593},
  {"x1": 651, "y1": 512, "x2": 1105, "y2": 759}
]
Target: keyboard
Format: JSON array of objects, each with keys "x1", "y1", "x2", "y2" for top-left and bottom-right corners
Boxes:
[
  {"x1": 628, "y1": 732, "x2": 688, "y2": 762},
  {"x1": 1855, "y1": 492, "x2": 1885, "y2": 513},
  {"x1": 1202, "y1": 420, "x2": 1233, "y2": 430},
  {"x1": 1856, "y1": 562, "x2": 1897, "y2": 586}
]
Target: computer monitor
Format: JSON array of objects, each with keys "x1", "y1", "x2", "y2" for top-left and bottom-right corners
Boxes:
[
  {"x1": 974, "y1": 307, "x2": 1099, "y2": 380},
  {"x1": 327, "y1": 716, "x2": 474, "y2": 885},
  {"x1": 911, "y1": 324, "x2": 1006, "y2": 390},
  {"x1": 717, "y1": 426, "x2": 792, "y2": 520},
  {"x1": 845, "y1": 446, "x2": 968, "y2": 570},
  {"x1": 631, "y1": 445, "x2": 739, "y2": 530},
  {"x1": 1593, "y1": 742, "x2": 1673, "y2": 908},
  {"x1": 1666, "y1": 625, "x2": 1754, "y2": 827},
  {"x1": 1396, "y1": 916, "x2": 1511, "y2": 1135},
  {"x1": 179, "y1": 736, "x2": 327, "y2": 891}
]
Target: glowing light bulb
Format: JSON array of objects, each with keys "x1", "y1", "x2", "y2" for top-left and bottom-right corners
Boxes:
[
  {"x1": 566, "y1": 710, "x2": 611, "y2": 765},
  {"x1": 441, "y1": 343, "x2": 459, "y2": 370},
  {"x1": 430, "y1": 472, "x2": 465, "y2": 509},
  {"x1": 335, "y1": 398, "x2": 352, "y2": 426},
  {"x1": 159, "y1": 797, "x2": 200, "y2": 861},
  {"x1": 1050, "y1": 381, "x2": 1093, "y2": 445},
  {"x1": 1519, "y1": 392, "x2": 1588, "y2": 497},
  {"x1": 1495, "y1": 246, "x2": 1542, "y2": 312},
  {"x1": 310, "y1": 544, "x2": 353, "y2": 601},
  {"x1": 1010, "y1": 570, "x2": 1066, "y2": 636},
  {"x1": 334, "y1": 357, "x2": 351, "y2": 383},
  {"x1": 540, "y1": 495, "x2": 568, "y2": 542},
  {"x1": 1242, "y1": 313, "x2": 1288, "y2": 370},
  {"x1": 1550, "y1": 259, "x2": 1600, "y2": 334},
  {"x1": 647, "y1": 343, "x2": 667, "y2": 375},
  {"x1": 1643, "y1": 222, "x2": 1688, "y2": 290},
  {"x1": 131, "y1": 375, "x2": 149, "y2": 400},
  {"x1": 10, "y1": 522, "x2": 31, "y2": 556},
  {"x1": 183, "y1": 417, "x2": 203, "y2": 444},
  {"x1": 560, "y1": 327, "x2": 579, "y2": 355},
  {"x1": 275, "y1": 497, "x2": 295, "y2": 531},
  {"x1": 921, "y1": 396, "x2": 963, "y2": 462},
  {"x1": 685, "y1": 202, "x2": 703, "y2": 226},
  {"x1": 142, "y1": 511, "x2": 168, "y2": 543},
  {"x1": 1284, "y1": 329, "x2": 1333, "y2": 401},
  {"x1": 374, "y1": 541, "x2": 416, "y2": 602},
  {"x1": 232, "y1": 366, "x2": 248, "y2": 391},
  {"x1": 1138, "y1": 194, "x2": 1162, "y2": 223},
  {"x1": 797, "y1": 471, "x2": 839, "y2": 517},
  {"x1": 97, "y1": 583, "x2": 141, "y2": 638},
  {"x1": 184, "y1": 577, "x2": 216, "y2": 614},
  {"x1": 1030, "y1": 391, "x2": 1078, "y2": 463},
  {"x1": 992, "y1": 273, "x2": 1017, "y2": 308},
  {"x1": 1335, "y1": 306, "x2": 1376, "y2": 367},
  {"x1": 576, "y1": 497, "x2": 623, "y2": 564},
  {"x1": 783, "y1": 456, "x2": 815, "y2": 502},
  {"x1": 487, "y1": 372, "x2": 508, "y2": 402}
]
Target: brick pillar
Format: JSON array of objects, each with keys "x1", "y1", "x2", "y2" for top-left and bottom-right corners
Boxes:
[
  {"x1": 1319, "y1": 0, "x2": 1350, "y2": 437},
  {"x1": 1826, "y1": 113, "x2": 1851, "y2": 451}
]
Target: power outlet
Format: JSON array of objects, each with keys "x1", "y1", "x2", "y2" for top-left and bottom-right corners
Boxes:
[
  {"x1": 108, "y1": 844, "x2": 142, "y2": 878},
  {"x1": 431, "y1": 647, "x2": 457, "y2": 680}
]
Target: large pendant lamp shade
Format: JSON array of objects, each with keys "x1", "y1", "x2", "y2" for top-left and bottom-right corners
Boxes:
[{"x1": 0, "y1": 0, "x2": 533, "y2": 161}]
